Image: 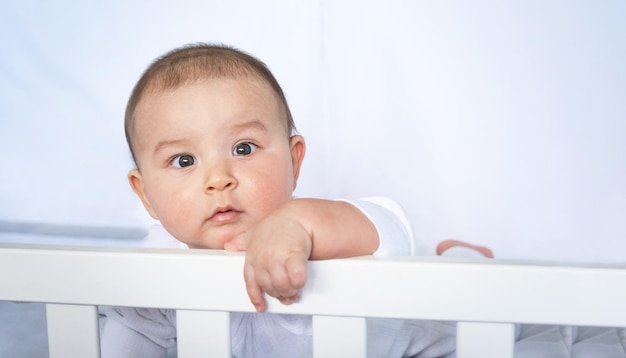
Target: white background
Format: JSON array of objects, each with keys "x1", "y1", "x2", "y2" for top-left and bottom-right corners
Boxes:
[{"x1": 1, "y1": 1, "x2": 624, "y2": 262}]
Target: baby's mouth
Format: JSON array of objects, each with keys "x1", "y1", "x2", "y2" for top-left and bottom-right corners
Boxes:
[{"x1": 209, "y1": 207, "x2": 241, "y2": 223}]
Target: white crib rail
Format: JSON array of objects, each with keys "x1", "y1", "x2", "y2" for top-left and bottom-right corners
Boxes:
[{"x1": 2, "y1": 244, "x2": 626, "y2": 357}]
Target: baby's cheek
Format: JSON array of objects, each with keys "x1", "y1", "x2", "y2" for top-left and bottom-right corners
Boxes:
[
  {"x1": 157, "y1": 206, "x2": 195, "y2": 237},
  {"x1": 253, "y1": 194, "x2": 289, "y2": 219}
]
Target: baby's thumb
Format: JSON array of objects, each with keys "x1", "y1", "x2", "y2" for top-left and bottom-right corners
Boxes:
[{"x1": 224, "y1": 233, "x2": 247, "y2": 252}]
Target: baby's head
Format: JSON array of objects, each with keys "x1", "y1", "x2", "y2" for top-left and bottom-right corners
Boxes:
[
  {"x1": 125, "y1": 43, "x2": 306, "y2": 248},
  {"x1": 125, "y1": 43, "x2": 296, "y2": 166}
]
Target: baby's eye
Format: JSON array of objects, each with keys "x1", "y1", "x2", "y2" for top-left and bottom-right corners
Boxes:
[
  {"x1": 170, "y1": 154, "x2": 196, "y2": 168},
  {"x1": 233, "y1": 142, "x2": 258, "y2": 156}
]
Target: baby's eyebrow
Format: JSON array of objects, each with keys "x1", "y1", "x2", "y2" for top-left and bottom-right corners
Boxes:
[
  {"x1": 231, "y1": 119, "x2": 268, "y2": 133},
  {"x1": 153, "y1": 138, "x2": 187, "y2": 155}
]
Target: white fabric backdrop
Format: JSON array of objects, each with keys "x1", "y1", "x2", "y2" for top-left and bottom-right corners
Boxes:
[{"x1": 1, "y1": 1, "x2": 624, "y2": 262}]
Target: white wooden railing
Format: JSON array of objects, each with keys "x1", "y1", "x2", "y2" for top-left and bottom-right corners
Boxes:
[{"x1": 1, "y1": 244, "x2": 626, "y2": 357}]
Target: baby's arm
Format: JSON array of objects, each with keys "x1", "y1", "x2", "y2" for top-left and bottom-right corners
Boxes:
[{"x1": 225, "y1": 198, "x2": 382, "y2": 312}]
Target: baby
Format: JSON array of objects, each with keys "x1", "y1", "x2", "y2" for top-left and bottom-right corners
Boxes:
[{"x1": 102, "y1": 42, "x2": 460, "y2": 357}]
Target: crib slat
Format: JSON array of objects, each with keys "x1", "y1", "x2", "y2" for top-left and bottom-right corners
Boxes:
[
  {"x1": 177, "y1": 310, "x2": 230, "y2": 358},
  {"x1": 46, "y1": 304, "x2": 100, "y2": 358},
  {"x1": 457, "y1": 322, "x2": 514, "y2": 358},
  {"x1": 312, "y1": 316, "x2": 366, "y2": 358}
]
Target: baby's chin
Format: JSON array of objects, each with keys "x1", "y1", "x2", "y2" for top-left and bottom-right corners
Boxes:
[{"x1": 188, "y1": 229, "x2": 244, "y2": 250}]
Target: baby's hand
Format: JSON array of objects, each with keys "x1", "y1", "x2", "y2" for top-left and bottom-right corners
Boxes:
[{"x1": 225, "y1": 209, "x2": 312, "y2": 312}]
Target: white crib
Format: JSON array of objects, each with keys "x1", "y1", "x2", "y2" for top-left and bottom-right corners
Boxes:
[{"x1": 1, "y1": 243, "x2": 626, "y2": 358}]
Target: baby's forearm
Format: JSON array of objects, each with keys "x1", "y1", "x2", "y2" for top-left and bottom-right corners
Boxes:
[{"x1": 283, "y1": 198, "x2": 379, "y2": 260}]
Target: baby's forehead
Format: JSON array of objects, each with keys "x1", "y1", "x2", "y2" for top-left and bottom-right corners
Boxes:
[
  {"x1": 134, "y1": 76, "x2": 289, "y2": 131},
  {"x1": 146, "y1": 76, "x2": 282, "y2": 113}
]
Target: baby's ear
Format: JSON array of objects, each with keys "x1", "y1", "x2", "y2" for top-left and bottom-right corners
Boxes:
[
  {"x1": 128, "y1": 169, "x2": 159, "y2": 220},
  {"x1": 289, "y1": 135, "x2": 306, "y2": 187}
]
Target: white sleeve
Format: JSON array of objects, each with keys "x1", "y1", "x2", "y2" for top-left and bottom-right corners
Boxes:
[
  {"x1": 100, "y1": 306, "x2": 176, "y2": 358},
  {"x1": 340, "y1": 197, "x2": 416, "y2": 256}
]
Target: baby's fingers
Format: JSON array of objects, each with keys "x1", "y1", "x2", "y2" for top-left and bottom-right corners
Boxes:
[
  {"x1": 244, "y1": 263, "x2": 266, "y2": 312},
  {"x1": 268, "y1": 265, "x2": 301, "y2": 302},
  {"x1": 264, "y1": 255, "x2": 307, "y2": 306},
  {"x1": 278, "y1": 295, "x2": 300, "y2": 305},
  {"x1": 285, "y1": 254, "x2": 308, "y2": 290},
  {"x1": 224, "y1": 233, "x2": 247, "y2": 252}
]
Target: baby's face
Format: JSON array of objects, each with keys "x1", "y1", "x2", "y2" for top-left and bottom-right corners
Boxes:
[{"x1": 129, "y1": 77, "x2": 305, "y2": 248}]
